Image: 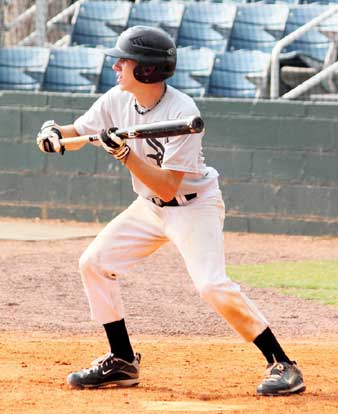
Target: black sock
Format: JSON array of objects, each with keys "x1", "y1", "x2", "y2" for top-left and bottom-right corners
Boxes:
[
  {"x1": 103, "y1": 319, "x2": 134, "y2": 363},
  {"x1": 253, "y1": 327, "x2": 292, "y2": 364}
]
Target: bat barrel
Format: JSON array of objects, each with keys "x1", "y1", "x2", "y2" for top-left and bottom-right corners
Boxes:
[
  {"x1": 189, "y1": 116, "x2": 204, "y2": 133},
  {"x1": 115, "y1": 116, "x2": 204, "y2": 139}
]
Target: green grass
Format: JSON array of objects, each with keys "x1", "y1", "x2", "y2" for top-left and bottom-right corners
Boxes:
[{"x1": 227, "y1": 260, "x2": 338, "y2": 306}]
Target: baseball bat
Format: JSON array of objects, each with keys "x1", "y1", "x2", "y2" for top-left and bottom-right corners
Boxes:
[{"x1": 59, "y1": 115, "x2": 204, "y2": 146}]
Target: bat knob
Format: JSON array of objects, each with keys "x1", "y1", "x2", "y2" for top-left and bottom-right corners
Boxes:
[{"x1": 190, "y1": 116, "x2": 204, "y2": 133}]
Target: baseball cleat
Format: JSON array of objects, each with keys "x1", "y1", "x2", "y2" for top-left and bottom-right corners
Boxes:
[
  {"x1": 256, "y1": 361, "x2": 305, "y2": 396},
  {"x1": 67, "y1": 352, "x2": 141, "y2": 389}
]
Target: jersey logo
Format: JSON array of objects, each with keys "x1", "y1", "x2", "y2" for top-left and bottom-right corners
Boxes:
[{"x1": 145, "y1": 138, "x2": 165, "y2": 167}]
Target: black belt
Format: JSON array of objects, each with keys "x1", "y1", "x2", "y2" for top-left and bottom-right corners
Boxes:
[{"x1": 151, "y1": 193, "x2": 197, "y2": 207}]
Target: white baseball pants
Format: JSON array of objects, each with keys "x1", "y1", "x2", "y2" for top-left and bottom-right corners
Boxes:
[{"x1": 79, "y1": 191, "x2": 268, "y2": 342}]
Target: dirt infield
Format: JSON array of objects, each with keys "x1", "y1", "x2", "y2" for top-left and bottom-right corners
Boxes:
[
  {"x1": 1, "y1": 334, "x2": 338, "y2": 414},
  {"x1": 1, "y1": 223, "x2": 338, "y2": 413}
]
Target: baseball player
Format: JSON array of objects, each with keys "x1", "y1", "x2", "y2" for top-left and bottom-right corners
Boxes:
[{"x1": 36, "y1": 26, "x2": 305, "y2": 396}]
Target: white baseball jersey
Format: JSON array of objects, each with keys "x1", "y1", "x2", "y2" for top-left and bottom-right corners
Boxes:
[
  {"x1": 76, "y1": 84, "x2": 269, "y2": 342},
  {"x1": 74, "y1": 85, "x2": 219, "y2": 199}
]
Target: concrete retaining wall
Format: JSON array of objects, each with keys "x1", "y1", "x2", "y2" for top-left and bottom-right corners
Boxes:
[{"x1": 1, "y1": 91, "x2": 338, "y2": 235}]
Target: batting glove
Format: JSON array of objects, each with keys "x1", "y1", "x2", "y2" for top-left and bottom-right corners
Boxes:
[
  {"x1": 36, "y1": 120, "x2": 65, "y2": 155},
  {"x1": 99, "y1": 128, "x2": 130, "y2": 161}
]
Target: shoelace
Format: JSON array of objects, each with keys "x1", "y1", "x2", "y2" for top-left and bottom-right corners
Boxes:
[
  {"x1": 82, "y1": 353, "x2": 115, "y2": 374},
  {"x1": 102, "y1": 356, "x2": 115, "y2": 368},
  {"x1": 264, "y1": 363, "x2": 285, "y2": 382},
  {"x1": 91, "y1": 353, "x2": 111, "y2": 366}
]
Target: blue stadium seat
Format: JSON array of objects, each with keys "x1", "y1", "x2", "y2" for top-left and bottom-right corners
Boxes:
[
  {"x1": 167, "y1": 72, "x2": 208, "y2": 97},
  {"x1": 71, "y1": 20, "x2": 120, "y2": 48},
  {"x1": 177, "y1": 2, "x2": 237, "y2": 54},
  {"x1": 207, "y1": 49, "x2": 271, "y2": 98},
  {"x1": 127, "y1": 1, "x2": 186, "y2": 41},
  {"x1": 228, "y1": 4, "x2": 289, "y2": 53},
  {"x1": 208, "y1": 0, "x2": 246, "y2": 3},
  {"x1": 167, "y1": 46, "x2": 216, "y2": 97},
  {"x1": 97, "y1": 54, "x2": 117, "y2": 93},
  {"x1": 0, "y1": 67, "x2": 41, "y2": 91},
  {"x1": 281, "y1": 5, "x2": 338, "y2": 68},
  {"x1": 255, "y1": 0, "x2": 300, "y2": 4},
  {"x1": 42, "y1": 47, "x2": 105, "y2": 93},
  {"x1": 301, "y1": 0, "x2": 336, "y2": 3},
  {"x1": 71, "y1": 0, "x2": 132, "y2": 47},
  {"x1": 0, "y1": 46, "x2": 49, "y2": 90}
]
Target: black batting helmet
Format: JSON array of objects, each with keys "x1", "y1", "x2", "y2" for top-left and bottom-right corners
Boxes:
[{"x1": 105, "y1": 25, "x2": 176, "y2": 84}]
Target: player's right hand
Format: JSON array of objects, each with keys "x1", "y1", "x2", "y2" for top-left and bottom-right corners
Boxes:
[
  {"x1": 99, "y1": 128, "x2": 130, "y2": 161},
  {"x1": 36, "y1": 120, "x2": 65, "y2": 154}
]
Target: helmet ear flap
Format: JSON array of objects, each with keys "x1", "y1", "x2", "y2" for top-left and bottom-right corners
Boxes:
[
  {"x1": 134, "y1": 63, "x2": 159, "y2": 83},
  {"x1": 143, "y1": 65, "x2": 156, "y2": 76}
]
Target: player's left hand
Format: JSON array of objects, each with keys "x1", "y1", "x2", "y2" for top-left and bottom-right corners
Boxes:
[
  {"x1": 99, "y1": 128, "x2": 130, "y2": 161},
  {"x1": 36, "y1": 120, "x2": 65, "y2": 155}
]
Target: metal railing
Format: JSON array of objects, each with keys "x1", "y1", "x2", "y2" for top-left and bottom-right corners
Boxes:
[
  {"x1": 270, "y1": 5, "x2": 338, "y2": 100},
  {"x1": 281, "y1": 59, "x2": 338, "y2": 100},
  {"x1": 0, "y1": 0, "x2": 80, "y2": 47},
  {"x1": 19, "y1": 0, "x2": 80, "y2": 46},
  {"x1": 0, "y1": 0, "x2": 4, "y2": 47},
  {"x1": 4, "y1": 3, "x2": 36, "y2": 33}
]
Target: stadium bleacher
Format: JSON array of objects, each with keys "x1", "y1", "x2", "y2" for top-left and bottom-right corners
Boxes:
[
  {"x1": 228, "y1": 3, "x2": 289, "y2": 53},
  {"x1": 1, "y1": 0, "x2": 338, "y2": 99},
  {"x1": 97, "y1": 54, "x2": 118, "y2": 94},
  {"x1": 0, "y1": 67, "x2": 42, "y2": 91},
  {"x1": 126, "y1": 1, "x2": 185, "y2": 41},
  {"x1": 41, "y1": 47, "x2": 105, "y2": 93},
  {"x1": 70, "y1": 1, "x2": 132, "y2": 48},
  {"x1": 208, "y1": 49, "x2": 271, "y2": 98},
  {"x1": 167, "y1": 46, "x2": 216, "y2": 97},
  {"x1": 281, "y1": 4, "x2": 338, "y2": 69},
  {"x1": 177, "y1": 2, "x2": 237, "y2": 54},
  {"x1": 0, "y1": 46, "x2": 50, "y2": 90}
]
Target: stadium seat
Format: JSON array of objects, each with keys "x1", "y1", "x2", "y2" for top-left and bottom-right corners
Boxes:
[
  {"x1": 96, "y1": 54, "x2": 117, "y2": 93},
  {"x1": 167, "y1": 46, "x2": 215, "y2": 97},
  {"x1": 209, "y1": 0, "x2": 246, "y2": 3},
  {"x1": 177, "y1": 2, "x2": 237, "y2": 54},
  {"x1": 256, "y1": 0, "x2": 300, "y2": 4},
  {"x1": 301, "y1": 0, "x2": 336, "y2": 4},
  {"x1": 70, "y1": 0, "x2": 132, "y2": 47},
  {"x1": 0, "y1": 46, "x2": 49, "y2": 90},
  {"x1": 228, "y1": 4, "x2": 290, "y2": 53},
  {"x1": 207, "y1": 49, "x2": 271, "y2": 98},
  {"x1": 42, "y1": 47, "x2": 105, "y2": 93},
  {"x1": 127, "y1": 1, "x2": 186, "y2": 41},
  {"x1": 281, "y1": 5, "x2": 338, "y2": 69},
  {"x1": 0, "y1": 67, "x2": 41, "y2": 91}
]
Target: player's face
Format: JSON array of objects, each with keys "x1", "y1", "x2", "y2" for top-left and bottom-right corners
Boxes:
[{"x1": 113, "y1": 58, "x2": 139, "y2": 92}]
